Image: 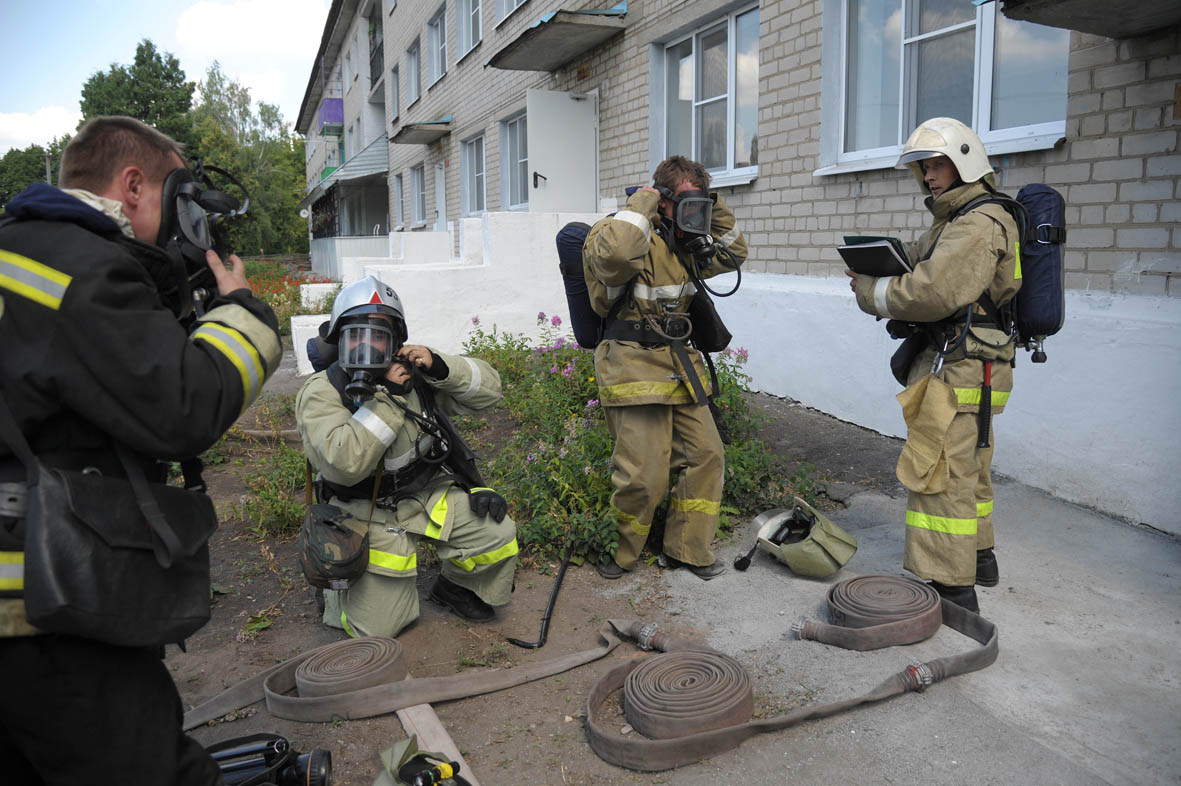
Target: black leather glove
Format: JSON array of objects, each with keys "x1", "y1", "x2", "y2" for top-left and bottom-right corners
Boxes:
[{"x1": 469, "y1": 487, "x2": 507, "y2": 523}]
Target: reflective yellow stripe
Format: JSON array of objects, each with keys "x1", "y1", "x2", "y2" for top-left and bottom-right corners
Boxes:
[
  {"x1": 368, "y1": 548, "x2": 417, "y2": 572},
  {"x1": 1014, "y1": 242, "x2": 1022, "y2": 280},
  {"x1": 611, "y1": 504, "x2": 649, "y2": 536},
  {"x1": 191, "y1": 323, "x2": 265, "y2": 413},
  {"x1": 341, "y1": 608, "x2": 357, "y2": 638},
  {"x1": 424, "y1": 520, "x2": 444, "y2": 539},
  {"x1": 600, "y1": 380, "x2": 690, "y2": 403},
  {"x1": 906, "y1": 510, "x2": 977, "y2": 536},
  {"x1": 954, "y1": 388, "x2": 1011, "y2": 407},
  {"x1": 669, "y1": 497, "x2": 721, "y2": 516},
  {"x1": 450, "y1": 538, "x2": 520, "y2": 572},
  {"x1": 0, "y1": 249, "x2": 72, "y2": 310},
  {"x1": 977, "y1": 500, "x2": 994, "y2": 517},
  {"x1": 0, "y1": 551, "x2": 24, "y2": 591}
]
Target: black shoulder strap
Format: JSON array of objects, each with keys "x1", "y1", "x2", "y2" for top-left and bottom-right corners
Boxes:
[{"x1": 326, "y1": 362, "x2": 358, "y2": 412}]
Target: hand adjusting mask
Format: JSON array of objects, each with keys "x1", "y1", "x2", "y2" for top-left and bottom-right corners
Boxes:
[{"x1": 156, "y1": 157, "x2": 250, "y2": 317}]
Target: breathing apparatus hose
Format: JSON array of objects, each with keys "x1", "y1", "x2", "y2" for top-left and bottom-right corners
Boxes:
[{"x1": 688, "y1": 244, "x2": 742, "y2": 297}]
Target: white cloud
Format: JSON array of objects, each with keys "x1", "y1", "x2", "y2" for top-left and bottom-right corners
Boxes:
[
  {"x1": 176, "y1": 0, "x2": 328, "y2": 59},
  {"x1": 0, "y1": 106, "x2": 81, "y2": 155}
]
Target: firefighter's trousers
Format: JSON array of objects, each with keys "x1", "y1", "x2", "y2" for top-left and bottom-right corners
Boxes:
[{"x1": 605, "y1": 402, "x2": 724, "y2": 570}]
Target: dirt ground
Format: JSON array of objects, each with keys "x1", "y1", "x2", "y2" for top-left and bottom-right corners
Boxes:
[{"x1": 171, "y1": 344, "x2": 907, "y2": 786}]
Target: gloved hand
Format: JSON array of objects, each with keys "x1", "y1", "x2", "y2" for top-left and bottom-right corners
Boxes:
[{"x1": 469, "y1": 487, "x2": 507, "y2": 522}]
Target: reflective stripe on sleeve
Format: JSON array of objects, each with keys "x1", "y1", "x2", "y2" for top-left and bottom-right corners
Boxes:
[
  {"x1": 384, "y1": 439, "x2": 427, "y2": 472},
  {"x1": 906, "y1": 509, "x2": 977, "y2": 536},
  {"x1": 352, "y1": 405, "x2": 397, "y2": 446},
  {"x1": 612, "y1": 210, "x2": 651, "y2": 241},
  {"x1": 449, "y1": 538, "x2": 519, "y2": 572},
  {"x1": 191, "y1": 322, "x2": 264, "y2": 412},
  {"x1": 717, "y1": 226, "x2": 741, "y2": 247},
  {"x1": 456, "y1": 357, "x2": 483, "y2": 403},
  {"x1": 669, "y1": 497, "x2": 721, "y2": 516},
  {"x1": 872, "y1": 277, "x2": 893, "y2": 318},
  {"x1": 369, "y1": 547, "x2": 417, "y2": 572},
  {"x1": 954, "y1": 388, "x2": 1010, "y2": 407},
  {"x1": 0, "y1": 249, "x2": 72, "y2": 310},
  {"x1": 633, "y1": 281, "x2": 695, "y2": 301},
  {"x1": 0, "y1": 551, "x2": 24, "y2": 591}
]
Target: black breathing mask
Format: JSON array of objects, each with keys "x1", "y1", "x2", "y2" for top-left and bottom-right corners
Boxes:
[
  {"x1": 338, "y1": 317, "x2": 409, "y2": 405},
  {"x1": 658, "y1": 186, "x2": 718, "y2": 263},
  {"x1": 156, "y1": 157, "x2": 250, "y2": 318}
]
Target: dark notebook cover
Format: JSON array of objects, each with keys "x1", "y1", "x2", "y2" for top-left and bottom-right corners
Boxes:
[{"x1": 837, "y1": 236, "x2": 912, "y2": 276}]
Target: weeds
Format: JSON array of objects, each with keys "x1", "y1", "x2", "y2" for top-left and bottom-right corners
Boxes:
[{"x1": 234, "y1": 394, "x2": 306, "y2": 537}]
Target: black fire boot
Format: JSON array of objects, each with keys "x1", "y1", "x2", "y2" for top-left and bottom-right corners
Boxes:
[
  {"x1": 429, "y1": 575, "x2": 495, "y2": 621},
  {"x1": 976, "y1": 548, "x2": 999, "y2": 587},
  {"x1": 928, "y1": 581, "x2": 980, "y2": 613},
  {"x1": 659, "y1": 553, "x2": 726, "y2": 581}
]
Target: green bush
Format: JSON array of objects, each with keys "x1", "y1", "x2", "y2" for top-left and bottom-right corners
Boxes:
[{"x1": 464, "y1": 313, "x2": 801, "y2": 565}]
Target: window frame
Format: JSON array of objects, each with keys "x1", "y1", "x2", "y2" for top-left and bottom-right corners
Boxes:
[
  {"x1": 390, "y1": 65, "x2": 400, "y2": 121},
  {"x1": 393, "y1": 173, "x2": 404, "y2": 230},
  {"x1": 461, "y1": 133, "x2": 486, "y2": 216},
  {"x1": 410, "y1": 164, "x2": 427, "y2": 226},
  {"x1": 406, "y1": 39, "x2": 421, "y2": 106},
  {"x1": 458, "y1": 0, "x2": 482, "y2": 58},
  {"x1": 815, "y1": 0, "x2": 1069, "y2": 176},
  {"x1": 500, "y1": 112, "x2": 528, "y2": 210},
  {"x1": 496, "y1": 0, "x2": 527, "y2": 25},
  {"x1": 427, "y1": 6, "x2": 447, "y2": 86}
]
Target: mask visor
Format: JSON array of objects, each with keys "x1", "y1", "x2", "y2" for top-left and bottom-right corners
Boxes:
[
  {"x1": 674, "y1": 193, "x2": 713, "y2": 235},
  {"x1": 340, "y1": 321, "x2": 396, "y2": 372}
]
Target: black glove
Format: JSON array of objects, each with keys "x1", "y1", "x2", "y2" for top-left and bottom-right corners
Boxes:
[{"x1": 469, "y1": 487, "x2": 507, "y2": 522}]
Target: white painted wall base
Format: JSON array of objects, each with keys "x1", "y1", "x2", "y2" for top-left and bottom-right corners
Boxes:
[{"x1": 296, "y1": 219, "x2": 1181, "y2": 536}]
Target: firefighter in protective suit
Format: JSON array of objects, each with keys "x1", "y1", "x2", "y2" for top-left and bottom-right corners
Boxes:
[
  {"x1": 583, "y1": 156, "x2": 747, "y2": 580},
  {"x1": 846, "y1": 117, "x2": 1020, "y2": 612},
  {"x1": 296, "y1": 276, "x2": 517, "y2": 636}
]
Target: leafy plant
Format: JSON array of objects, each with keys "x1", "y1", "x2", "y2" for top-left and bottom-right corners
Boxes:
[
  {"x1": 234, "y1": 394, "x2": 306, "y2": 536},
  {"x1": 244, "y1": 259, "x2": 334, "y2": 335}
]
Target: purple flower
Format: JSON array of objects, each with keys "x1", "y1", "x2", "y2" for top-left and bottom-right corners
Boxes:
[
  {"x1": 551, "y1": 315, "x2": 563, "y2": 327},
  {"x1": 554, "y1": 336, "x2": 566, "y2": 348},
  {"x1": 526, "y1": 453, "x2": 536, "y2": 463},
  {"x1": 550, "y1": 365, "x2": 559, "y2": 374},
  {"x1": 471, "y1": 315, "x2": 480, "y2": 325},
  {"x1": 537, "y1": 311, "x2": 547, "y2": 324},
  {"x1": 585, "y1": 399, "x2": 599, "y2": 409},
  {"x1": 737, "y1": 346, "x2": 750, "y2": 363}
]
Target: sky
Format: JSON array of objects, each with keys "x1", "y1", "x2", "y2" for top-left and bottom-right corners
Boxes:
[{"x1": 0, "y1": 0, "x2": 331, "y2": 155}]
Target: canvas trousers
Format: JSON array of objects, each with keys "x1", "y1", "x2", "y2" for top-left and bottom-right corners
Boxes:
[{"x1": 605, "y1": 402, "x2": 724, "y2": 570}]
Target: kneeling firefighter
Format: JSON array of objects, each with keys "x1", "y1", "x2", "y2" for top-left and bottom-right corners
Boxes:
[
  {"x1": 846, "y1": 117, "x2": 1021, "y2": 612},
  {"x1": 295, "y1": 276, "x2": 518, "y2": 636}
]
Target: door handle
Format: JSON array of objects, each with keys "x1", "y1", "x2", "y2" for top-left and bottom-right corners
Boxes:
[{"x1": 533, "y1": 171, "x2": 547, "y2": 188}]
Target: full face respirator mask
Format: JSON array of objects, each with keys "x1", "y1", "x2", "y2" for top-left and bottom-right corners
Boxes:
[
  {"x1": 338, "y1": 316, "x2": 409, "y2": 405},
  {"x1": 156, "y1": 157, "x2": 250, "y2": 318},
  {"x1": 658, "y1": 186, "x2": 718, "y2": 263}
]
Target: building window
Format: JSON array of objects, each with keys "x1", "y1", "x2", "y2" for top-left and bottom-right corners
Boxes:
[
  {"x1": 344, "y1": 49, "x2": 354, "y2": 86},
  {"x1": 393, "y1": 174, "x2": 404, "y2": 229},
  {"x1": 428, "y1": 7, "x2": 447, "y2": 85},
  {"x1": 462, "y1": 134, "x2": 486, "y2": 215},
  {"x1": 819, "y1": 0, "x2": 1069, "y2": 172},
  {"x1": 346, "y1": 124, "x2": 356, "y2": 159},
  {"x1": 406, "y1": 40, "x2": 420, "y2": 105},
  {"x1": 390, "y1": 65, "x2": 400, "y2": 121},
  {"x1": 459, "y1": 0, "x2": 482, "y2": 56},
  {"x1": 498, "y1": 0, "x2": 525, "y2": 23},
  {"x1": 501, "y1": 113, "x2": 528, "y2": 209},
  {"x1": 660, "y1": 4, "x2": 759, "y2": 182},
  {"x1": 411, "y1": 164, "x2": 426, "y2": 224}
]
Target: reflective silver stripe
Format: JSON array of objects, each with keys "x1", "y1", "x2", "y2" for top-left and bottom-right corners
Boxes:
[
  {"x1": 718, "y1": 226, "x2": 741, "y2": 247},
  {"x1": 0, "y1": 551, "x2": 23, "y2": 591},
  {"x1": 872, "y1": 277, "x2": 893, "y2": 318},
  {"x1": 606, "y1": 284, "x2": 626, "y2": 301},
  {"x1": 352, "y1": 404, "x2": 397, "y2": 446},
  {"x1": 191, "y1": 323, "x2": 264, "y2": 412},
  {"x1": 384, "y1": 437, "x2": 430, "y2": 471},
  {"x1": 633, "y1": 281, "x2": 696, "y2": 301},
  {"x1": 456, "y1": 356, "x2": 483, "y2": 403},
  {"x1": 612, "y1": 210, "x2": 651, "y2": 242},
  {"x1": 0, "y1": 249, "x2": 72, "y2": 310}
]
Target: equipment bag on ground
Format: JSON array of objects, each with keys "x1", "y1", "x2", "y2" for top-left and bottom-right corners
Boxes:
[{"x1": 755, "y1": 497, "x2": 857, "y2": 578}]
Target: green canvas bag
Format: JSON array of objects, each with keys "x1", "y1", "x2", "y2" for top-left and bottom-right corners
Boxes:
[{"x1": 755, "y1": 497, "x2": 857, "y2": 578}]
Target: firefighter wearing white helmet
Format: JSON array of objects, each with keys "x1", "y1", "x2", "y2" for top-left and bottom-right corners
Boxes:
[
  {"x1": 845, "y1": 117, "x2": 1022, "y2": 613},
  {"x1": 295, "y1": 276, "x2": 518, "y2": 636}
]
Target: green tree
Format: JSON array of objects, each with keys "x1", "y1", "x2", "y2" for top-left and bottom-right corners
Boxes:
[
  {"x1": 0, "y1": 137, "x2": 69, "y2": 209},
  {"x1": 79, "y1": 39, "x2": 195, "y2": 146},
  {"x1": 190, "y1": 63, "x2": 308, "y2": 255}
]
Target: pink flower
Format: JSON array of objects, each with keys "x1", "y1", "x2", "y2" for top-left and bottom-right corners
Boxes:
[
  {"x1": 537, "y1": 311, "x2": 547, "y2": 324},
  {"x1": 471, "y1": 315, "x2": 480, "y2": 325},
  {"x1": 551, "y1": 315, "x2": 563, "y2": 327}
]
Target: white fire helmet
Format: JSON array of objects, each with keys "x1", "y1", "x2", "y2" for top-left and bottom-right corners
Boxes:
[{"x1": 897, "y1": 117, "x2": 995, "y2": 195}]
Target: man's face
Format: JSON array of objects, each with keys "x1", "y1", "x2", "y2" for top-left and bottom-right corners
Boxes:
[
  {"x1": 657, "y1": 179, "x2": 700, "y2": 222},
  {"x1": 127, "y1": 153, "x2": 186, "y2": 243},
  {"x1": 344, "y1": 315, "x2": 394, "y2": 354},
  {"x1": 920, "y1": 155, "x2": 959, "y2": 199}
]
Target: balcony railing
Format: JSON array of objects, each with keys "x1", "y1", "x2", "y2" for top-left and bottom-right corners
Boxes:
[{"x1": 370, "y1": 44, "x2": 384, "y2": 91}]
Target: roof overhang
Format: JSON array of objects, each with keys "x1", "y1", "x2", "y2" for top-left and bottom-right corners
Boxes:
[
  {"x1": 994, "y1": 0, "x2": 1181, "y2": 39},
  {"x1": 488, "y1": 4, "x2": 627, "y2": 72},
  {"x1": 299, "y1": 135, "x2": 389, "y2": 209},
  {"x1": 392, "y1": 116, "x2": 453, "y2": 145}
]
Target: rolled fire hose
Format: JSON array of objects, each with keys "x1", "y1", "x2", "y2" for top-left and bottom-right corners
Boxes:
[
  {"x1": 183, "y1": 624, "x2": 623, "y2": 730},
  {"x1": 585, "y1": 575, "x2": 998, "y2": 771}
]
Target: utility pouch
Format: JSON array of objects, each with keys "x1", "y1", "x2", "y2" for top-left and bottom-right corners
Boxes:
[
  {"x1": 890, "y1": 332, "x2": 930, "y2": 386},
  {"x1": 299, "y1": 503, "x2": 369, "y2": 590},
  {"x1": 964, "y1": 326, "x2": 1016, "y2": 363},
  {"x1": 755, "y1": 497, "x2": 857, "y2": 578},
  {"x1": 23, "y1": 464, "x2": 217, "y2": 647},
  {"x1": 688, "y1": 289, "x2": 732, "y2": 353},
  {"x1": 895, "y1": 374, "x2": 959, "y2": 494}
]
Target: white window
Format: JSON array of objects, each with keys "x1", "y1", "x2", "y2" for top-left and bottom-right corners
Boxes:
[
  {"x1": 459, "y1": 0, "x2": 482, "y2": 56},
  {"x1": 497, "y1": 0, "x2": 525, "y2": 23},
  {"x1": 462, "y1": 134, "x2": 486, "y2": 215},
  {"x1": 427, "y1": 7, "x2": 447, "y2": 85},
  {"x1": 658, "y1": 4, "x2": 759, "y2": 185},
  {"x1": 411, "y1": 164, "x2": 426, "y2": 224},
  {"x1": 501, "y1": 113, "x2": 528, "y2": 209},
  {"x1": 406, "y1": 40, "x2": 420, "y2": 105},
  {"x1": 390, "y1": 66, "x2": 400, "y2": 120},
  {"x1": 393, "y1": 174, "x2": 404, "y2": 229},
  {"x1": 818, "y1": 0, "x2": 1069, "y2": 173}
]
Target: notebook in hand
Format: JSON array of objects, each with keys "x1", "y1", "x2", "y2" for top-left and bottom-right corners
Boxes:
[{"x1": 837, "y1": 236, "x2": 912, "y2": 277}]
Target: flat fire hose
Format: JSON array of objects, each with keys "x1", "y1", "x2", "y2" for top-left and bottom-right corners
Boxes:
[
  {"x1": 586, "y1": 575, "x2": 998, "y2": 771},
  {"x1": 183, "y1": 624, "x2": 624, "y2": 730}
]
